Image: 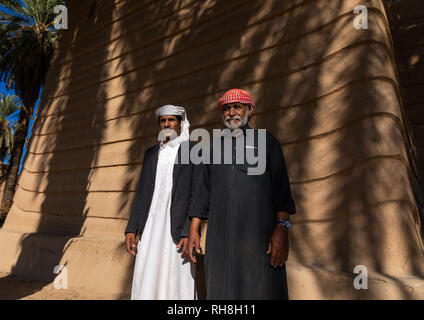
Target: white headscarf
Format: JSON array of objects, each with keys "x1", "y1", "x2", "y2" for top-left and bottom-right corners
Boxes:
[{"x1": 155, "y1": 104, "x2": 190, "y2": 143}]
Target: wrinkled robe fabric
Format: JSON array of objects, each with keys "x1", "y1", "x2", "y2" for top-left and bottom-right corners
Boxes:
[
  {"x1": 190, "y1": 126, "x2": 296, "y2": 300},
  {"x1": 131, "y1": 140, "x2": 196, "y2": 300}
]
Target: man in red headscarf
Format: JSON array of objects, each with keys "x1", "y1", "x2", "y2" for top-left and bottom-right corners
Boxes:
[{"x1": 187, "y1": 89, "x2": 296, "y2": 299}]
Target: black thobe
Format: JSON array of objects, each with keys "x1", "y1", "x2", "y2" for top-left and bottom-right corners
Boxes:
[{"x1": 189, "y1": 125, "x2": 296, "y2": 300}]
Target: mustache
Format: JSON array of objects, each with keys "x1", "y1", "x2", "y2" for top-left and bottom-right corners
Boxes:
[{"x1": 224, "y1": 115, "x2": 242, "y2": 122}]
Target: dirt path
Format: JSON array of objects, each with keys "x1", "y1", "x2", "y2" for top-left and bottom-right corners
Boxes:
[{"x1": 0, "y1": 272, "x2": 110, "y2": 300}]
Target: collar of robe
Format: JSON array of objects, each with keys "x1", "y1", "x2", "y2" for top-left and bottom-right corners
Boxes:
[
  {"x1": 226, "y1": 123, "x2": 252, "y2": 138},
  {"x1": 160, "y1": 131, "x2": 188, "y2": 149}
]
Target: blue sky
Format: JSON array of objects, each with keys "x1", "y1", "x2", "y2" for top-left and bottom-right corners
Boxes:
[
  {"x1": 0, "y1": 81, "x2": 39, "y2": 175},
  {"x1": 0, "y1": 1, "x2": 42, "y2": 175},
  {"x1": 0, "y1": 1, "x2": 59, "y2": 176}
]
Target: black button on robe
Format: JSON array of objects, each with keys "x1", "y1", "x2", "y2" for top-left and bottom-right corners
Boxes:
[{"x1": 190, "y1": 125, "x2": 296, "y2": 300}]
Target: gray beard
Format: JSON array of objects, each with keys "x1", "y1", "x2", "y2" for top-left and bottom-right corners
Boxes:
[{"x1": 222, "y1": 111, "x2": 249, "y2": 130}]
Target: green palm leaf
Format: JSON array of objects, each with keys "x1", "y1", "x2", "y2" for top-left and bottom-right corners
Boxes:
[
  {"x1": 0, "y1": 93, "x2": 19, "y2": 161},
  {"x1": 0, "y1": 0, "x2": 65, "y2": 224}
]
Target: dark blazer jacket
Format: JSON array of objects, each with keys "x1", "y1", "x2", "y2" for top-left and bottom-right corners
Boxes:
[{"x1": 125, "y1": 141, "x2": 196, "y2": 243}]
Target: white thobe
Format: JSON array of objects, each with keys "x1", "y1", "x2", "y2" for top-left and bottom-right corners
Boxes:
[{"x1": 131, "y1": 139, "x2": 196, "y2": 300}]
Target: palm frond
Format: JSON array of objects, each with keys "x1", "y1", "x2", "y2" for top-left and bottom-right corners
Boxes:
[
  {"x1": 0, "y1": 11, "x2": 29, "y2": 27},
  {"x1": 0, "y1": 93, "x2": 20, "y2": 117},
  {"x1": 0, "y1": 0, "x2": 27, "y2": 17},
  {"x1": 0, "y1": 0, "x2": 65, "y2": 174},
  {"x1": 0, "y1": 93, "x2": 18, "y2": 156},
  {"x1": 23, "y1": 0, "x2": 65, "y2": 26},
  {"x1": 0, "y1": 0, "x2": 61, "y2": 106}
]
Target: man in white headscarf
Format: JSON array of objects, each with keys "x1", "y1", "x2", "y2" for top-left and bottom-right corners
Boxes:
[{"x1": 125, "y1": 105, "x2": 196, "y2": 299}]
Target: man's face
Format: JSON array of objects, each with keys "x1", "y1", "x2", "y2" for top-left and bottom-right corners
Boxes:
[
  {"x1": 221, "y1": 103, "x2": 252, "y2": 130},
  {"x1": 158, "y1": 115, "x2": 181, "y2": 136}
]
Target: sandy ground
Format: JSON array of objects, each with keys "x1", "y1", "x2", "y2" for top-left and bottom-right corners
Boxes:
[
  {"x1": 0, "y1": 271, "x2": 111, "y2": 300},
  {"x1": 0, "y1": 255, "x2": 206, "y2": 300}
]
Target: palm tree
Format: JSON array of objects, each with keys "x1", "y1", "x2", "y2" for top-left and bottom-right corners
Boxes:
[
  {"x1": 0, "y1": 94, "x2": 19, "y2": 163},
  {"x1": 0, "y1": 0, "x2": 65, "y2": 226}
]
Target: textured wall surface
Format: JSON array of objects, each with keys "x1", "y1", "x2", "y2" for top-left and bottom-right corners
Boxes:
[
  {"x1": 0, "y1": 0, "x2": 423, "y2": 299},
  {"x1": 386, "y1": 0, "x2": 424, "y2": 227}
]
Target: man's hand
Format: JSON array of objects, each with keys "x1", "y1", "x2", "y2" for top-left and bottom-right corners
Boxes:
[
  {"x1": 266, "y1": 224, "x2": 289, "y2": 267},
  {"x1": 125, "y1": 232, "x2": 137, "y2": 256},
  {"x1": 187, "y1": 217, "x2": 202, "y2": 264},
  {"x1": 176, "y1": 237, "x2": 188, "y2": 259},
  {"x1": 187, "y1": 229, "x2": 201, "y2": 264}
]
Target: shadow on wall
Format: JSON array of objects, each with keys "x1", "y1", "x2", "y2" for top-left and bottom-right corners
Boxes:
[
  {"x1": 104, "y1": 0, "x2": 424, "y2": 298},
  {"x1": 4, "y1": 0, "x2": 424, "y2": 299},
  {"x1": 384, "y1": 0, "x2": 424, "y2": 236},
  {"x1": 5, "y1": 0, "x2": 117, "y2": 299}
]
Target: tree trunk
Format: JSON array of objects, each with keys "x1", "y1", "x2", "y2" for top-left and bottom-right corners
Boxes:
[{"x1": 0, "y1": 106, "x2": 30, "y2": 227}]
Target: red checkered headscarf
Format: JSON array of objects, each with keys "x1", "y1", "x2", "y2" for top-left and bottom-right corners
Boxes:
[{"x1": 218, "y1": 89, "x2": 254, "y2": 110}]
